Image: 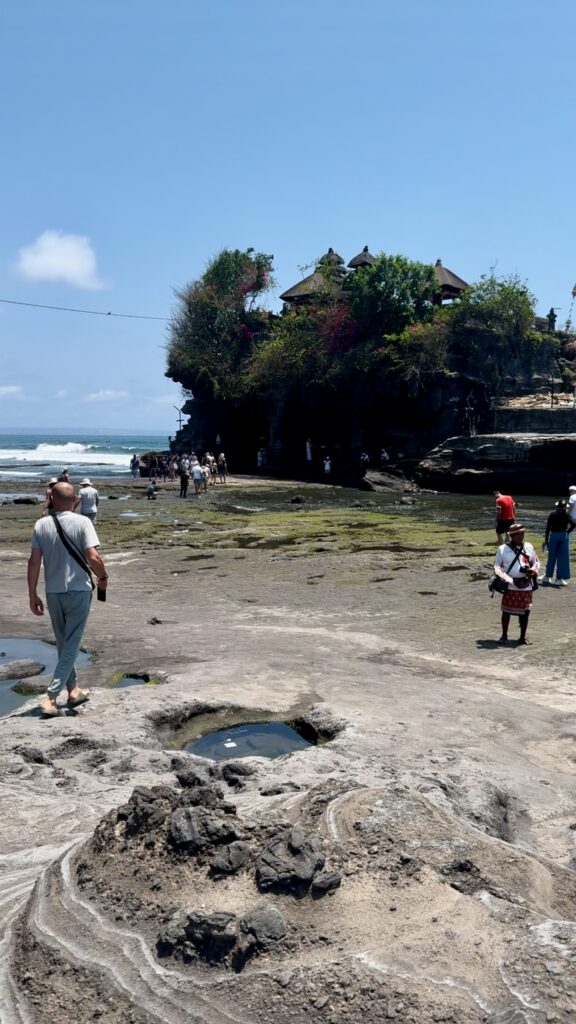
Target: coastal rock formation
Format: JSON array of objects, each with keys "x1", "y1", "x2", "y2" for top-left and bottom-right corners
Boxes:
[
  {"x1": 0, "y1": 659, "x2": 44, "y2": 681},
  {"x1": 6, "y1": 739, "x2": 576, "y2": 1024},
  {"x1": 417, "y1": 432, "x2": 576, "y2": 492},
  {"x1": 2, "y1": 486, "x2": 576, "y2": 1024}
]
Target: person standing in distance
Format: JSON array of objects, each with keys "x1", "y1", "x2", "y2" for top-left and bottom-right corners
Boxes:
[
  {"x1": 75, "y1": 477, "x2": 99, "y2": 523},
  {"x1": 27, "y1": 482, "x2": 108, "y2": 718},
  {"x1": 494, "y1": 523, "x2": 539, "y2": 645},
  {"x1": 493, "y1": 490, "x2": 516, "y2": 544}
]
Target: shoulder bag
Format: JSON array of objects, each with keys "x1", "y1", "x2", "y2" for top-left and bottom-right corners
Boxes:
[{"x1": 488, "y1": 546, "x2": 522, "y2": 597}]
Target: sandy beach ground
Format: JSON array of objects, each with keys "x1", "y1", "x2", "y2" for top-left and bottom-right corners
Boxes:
[{"x1": 1, "y1": 475, "x2": 575, "y2": 1023}]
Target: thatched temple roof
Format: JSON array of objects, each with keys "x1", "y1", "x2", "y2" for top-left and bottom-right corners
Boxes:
[
  {"x1": 280, "y1": 250, "x2": 469, "y2": 307},
  {"x1": 434, "y1": 259, "x2": 468, "y2": 299},
  {"x1": 347, "y1": 245, "x2": 376, "y2": 268},
  {"x1": 279, "y1": 248, "x2": 346, "y2": 304}
]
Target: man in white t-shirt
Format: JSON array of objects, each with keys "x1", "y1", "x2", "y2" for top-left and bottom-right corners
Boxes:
[
  {"x1": 192, "y1": 460, "x2": 203, "y2": 495},
  {"x1": 27, "y1": 483, "x2": 108, "y2": 717},
  {"x1": 75, "y1": 477, "x2": 100, "y2": 523}
]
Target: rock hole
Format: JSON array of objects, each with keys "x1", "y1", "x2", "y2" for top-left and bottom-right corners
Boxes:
[
  {"x1": 165, "y1": 704, "x2": 344, "y2": 760},
  {"x1": 114, "y1": 672, "x2": 155, "y2": 688},
  {"x1": 186, "y1": 721, "x2": 313, "y2": 760}
]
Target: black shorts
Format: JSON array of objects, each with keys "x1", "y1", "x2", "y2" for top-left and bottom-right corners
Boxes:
[{"x1": 496, "y1": 518, "x2": 514, "y2": 534}]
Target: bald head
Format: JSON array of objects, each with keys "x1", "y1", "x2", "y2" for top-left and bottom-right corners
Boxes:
[{"x1": 51, "y1": 482, "x2": 75, "y2": 510}]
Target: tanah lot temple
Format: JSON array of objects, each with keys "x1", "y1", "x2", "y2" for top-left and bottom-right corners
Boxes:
[
  {"x1": 279, "y1": 246, "x2": 468, "y2": 308},
  {"x1": 280, "y1": 247, "x2": 576, "y2": 493}
]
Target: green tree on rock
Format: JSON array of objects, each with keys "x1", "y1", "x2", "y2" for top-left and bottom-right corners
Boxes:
[{"x1": 166, "y1": 248, "x2": 274, "y2": 401}]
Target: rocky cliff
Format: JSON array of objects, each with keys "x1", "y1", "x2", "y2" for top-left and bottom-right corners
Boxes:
[{"x1": 417, "y1": 433, "x2": 576, "y2": 493}]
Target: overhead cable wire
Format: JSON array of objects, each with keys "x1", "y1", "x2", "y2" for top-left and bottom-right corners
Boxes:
[{"x1": 0, "y1": 297, "x2": 170, "y2": 321}]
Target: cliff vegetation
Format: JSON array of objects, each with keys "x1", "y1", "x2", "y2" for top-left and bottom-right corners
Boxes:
[{"x1": 166, "y1": 248, "x2": 565, "y2": 470}]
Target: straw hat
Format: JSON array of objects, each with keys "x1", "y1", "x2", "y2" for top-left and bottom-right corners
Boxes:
[
  {"x1": 508, "y1": 523, "x2": 526, "y2": 534},
  {"x1": 80, "y1": 477, "x2": 91, "y2": 485}
]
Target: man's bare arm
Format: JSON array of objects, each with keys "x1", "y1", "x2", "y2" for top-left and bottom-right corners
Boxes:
[
  {"x1": 85, "y1": 546, "x2": 108, "y2": 589},
  {"x1": 27, "y1": 549, "x2": 44, "y2": 615}
]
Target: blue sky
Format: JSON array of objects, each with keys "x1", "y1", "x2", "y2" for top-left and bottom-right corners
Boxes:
[{"x1": 1, "y1": 0, "x2": 575, "y2": 431}]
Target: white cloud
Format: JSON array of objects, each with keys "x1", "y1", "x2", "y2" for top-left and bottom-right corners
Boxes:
[
  {"x1": 0, "y1": 385, "x2": 24, "y2": 399},
  {"x1": 15, "y1": 230, "x2": 106, "y2": 290},
  {"x1": 85, "y1": 389, "x2": 129, "y2": 402},
  {"x1": 55, "y1": 389, "x2": 68, "y2": 398}
]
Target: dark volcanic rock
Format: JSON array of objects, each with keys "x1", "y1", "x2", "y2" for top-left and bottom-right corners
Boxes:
[
  {"x1": 417, "y1": 432, "x2": 576, "y2": 493},
  {"x1": 117, "y1": 786, "x2": 176, "y2": 836},
  {"x1": 238, "y1": 905, "x2": 287, "y2": 953},
  {"x1": 185, "y1": 911, "x2": 238, "y2": 962},
  {"x1": 174, "y1": 764, "x2": 211, "y2": 789},
  {"x1": 221, "y1": 761, "x2": 258, "y2": 788},
  {"x1": 210, "y1": 840, "x2": 252, "y2": 875},
  {"x1": 179, "y1": 784, "x2": 224, "y2": 809},
  {"x1": 168, "y1": 806, "x2": 238, "y2": 854},
  {"x1": 156, "y1": 910, "x2": 189, "y2": 957},
  {"x1": 13, "y1": 496, "x2": 39, "y2": 505},
  {"x1": 311, "y1": 871, "x2": 342, "y2": 898},
  {"x1": 256, "y1": 825, "x2": 325, "y2": 896},
  {"x1": 157, "y1": 904, "x2": 286, "y2": 967},
  {"x1": 0, "y1": 660, "x2": 45, "y2": 681}
]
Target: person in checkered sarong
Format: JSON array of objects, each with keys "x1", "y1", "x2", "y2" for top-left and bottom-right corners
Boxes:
[{"x1": 494, "y1": 523, "x2": 539, "y2": 646}]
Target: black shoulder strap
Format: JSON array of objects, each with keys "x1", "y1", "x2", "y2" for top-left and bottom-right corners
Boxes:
[
  {"x1": 505, "y1": 543, "x2": 523, "y2": 573},
  {"x1": 50, "y1": 514, "x2": 95, "y2": 590}
]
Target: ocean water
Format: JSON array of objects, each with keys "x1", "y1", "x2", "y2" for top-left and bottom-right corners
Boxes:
[{"x1": 0, "y1": 432, "x2": 168, "y2": 484}]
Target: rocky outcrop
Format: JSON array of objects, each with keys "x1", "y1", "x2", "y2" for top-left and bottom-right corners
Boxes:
[
  {"x1": 417, "y1": 433, "x2": 576, "y2": 492},
  {"x1": 0, "y1": 659, "x2": 44, "y2": 681}
]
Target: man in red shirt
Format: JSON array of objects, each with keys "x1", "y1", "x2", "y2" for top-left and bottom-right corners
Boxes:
[{"x1": 494, "y1": 491, "x2": 516, "y2": 544}]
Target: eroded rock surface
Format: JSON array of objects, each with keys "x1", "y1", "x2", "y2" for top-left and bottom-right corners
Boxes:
[{"x1": 2, "y1": 491, "x2": 576, "y2": 1024}]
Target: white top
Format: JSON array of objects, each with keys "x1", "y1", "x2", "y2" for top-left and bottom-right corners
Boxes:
[
  {"x1": 78, "y1": 485, "x2": 99, "y2": 514},
  {"x1": 568, "y1": 494, "x2": 576, "y2": 523},
  {"x1": 494, "y1": 541, "x2": 539, "y2": 592},
  {"x1": 31, "y1": 512, "x2": 99, "y2": 592}
]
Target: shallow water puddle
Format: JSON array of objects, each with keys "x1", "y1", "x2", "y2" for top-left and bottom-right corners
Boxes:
[
  {"x1": 0, "y1": 638, "x2": 91, "y2": 717},
  {"x1": 185, "y1": 721, "x2": 312, "y2": 760},
  {"x1": 115, "y1": 673, "x2": 156, "y2": 688}
]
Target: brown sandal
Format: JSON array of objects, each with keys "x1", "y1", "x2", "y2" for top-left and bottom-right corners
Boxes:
[
  {"x1": 41, "y1": 704, "x2": 60, "y2": 719},
  {"x1": 67, "y1": 690, "x2": 91, "y2": 709}
]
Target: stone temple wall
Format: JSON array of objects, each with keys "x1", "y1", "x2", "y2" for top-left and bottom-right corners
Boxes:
[{"x1": 493, "y1": 407, "x2": 576, "y2": 434}]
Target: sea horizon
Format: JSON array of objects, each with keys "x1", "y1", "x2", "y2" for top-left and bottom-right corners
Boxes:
[{"x1": 0, "y1": 430, "x2": 170, "y2": 489}]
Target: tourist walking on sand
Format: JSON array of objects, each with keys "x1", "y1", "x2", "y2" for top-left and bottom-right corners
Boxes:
[
  {"x1": 27, "y1": 482, "x2": 108, "y2": 718},
  {"x1": 218, "y1": 452, "x2": 227, "y2": 483},
  {"x1": 43, "y1": 477, "x2": 58, "y2": 514},
  {"x1": 192, "y1": 459, "x2": 203, "y2": 495},
  {"x1": 541, "y1": 499, "x2": 574, "y2": 585},
  {"x1": 179, "y1": 459, "x2": 189, "y2": 499},
  {"x1": 74, "y1": 478, "x2": 99, "y2": 523},
  {"x1": 323, "y1": 455, "x2": 332, "y2": 476},
  {"x1": 494, "y1": 490, "x2": 516, "y2": 544},
  {"x1": 494, "y1": 523, "x2": 539, "y2": 645}
]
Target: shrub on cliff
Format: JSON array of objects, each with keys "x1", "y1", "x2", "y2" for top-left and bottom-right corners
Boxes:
[{"x1": 166, "y1": 248, "x2": 274, "y2": 401}]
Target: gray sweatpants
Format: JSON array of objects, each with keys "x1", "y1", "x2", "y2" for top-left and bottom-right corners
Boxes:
[{"x1": 46, "y1": 591, "x2": 92, "y2": 698}]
